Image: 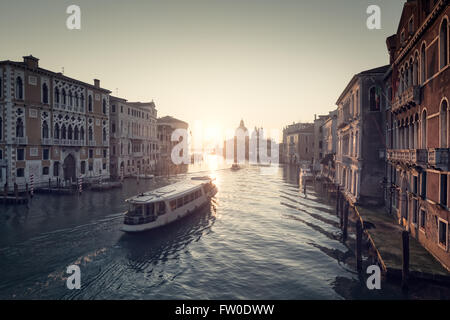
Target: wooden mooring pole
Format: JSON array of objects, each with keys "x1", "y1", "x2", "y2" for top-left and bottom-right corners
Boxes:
[
  {"x1": 402, "y1": 230, "x2": 410, "y2": 291},
  {"x1": 335, "y1": 186, "x2": 340, "y2": 216},
  {"x1": 356, "y1": 220, "x2": 363, "y2": 272},
  {"x1": 340, "y1": 198, "x2": 344, "y2": 229},
  {"x1": 343, "y1": 202, "x2": 349, "y2": 241}
]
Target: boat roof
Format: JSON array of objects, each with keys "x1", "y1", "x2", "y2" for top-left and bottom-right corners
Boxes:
[{"x1": 126, "y1": 178, "x2": 212, "y2": 204}]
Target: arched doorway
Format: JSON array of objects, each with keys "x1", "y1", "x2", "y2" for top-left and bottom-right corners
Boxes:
[{"x1": 63, "y1": 154, "x2": 76, "y2": 182}]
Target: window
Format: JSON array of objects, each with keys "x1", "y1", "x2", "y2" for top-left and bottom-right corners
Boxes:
[
  {"x1": 413, "y1": 175, "x2": 418, "y2": 194},
  {"x1": 43, "y1": 148, "x2": 49, "y2": 160},
  {"x1": 88, "y1": 95, "x2": 93, "y2": 112},
  {"x1": 420, "y1": 209, "x2": 426, "y2": 229},
  {"x1": 440, "y1": 19, "x2": 448, "y2": 69},
  {"x1": 16, "y1": 118, "x2": 24, "y2": 137},
  {"x1": 438, "y1": 219, "x2": 448, "y2": 250},
  {"x1": 16, "y1": 168, "x2": 24, "y2": 177},
  {"x1": 68, "y1": 125, "x2": 73, "y2": 140},
  {"x1": 54, "y1": 87, "x2": 59, "y2": 104},
  {"x1": 89, "y1": 149, "x2": 93, "y2": 159},
  {"x1": 81, "y1": 161, "x2": 86, "y2": 174},
  {"x1": 440, "y1": 174, "x2": 448, "y2": 207},
  {"x1": 42, "y1": 83, "x2": 49, "y2": 104},
  {"x1": 103, "y1": 149, "x2": 107, "y2": 158},
  {"x1": 421, "y1": 110, "x2": 427, "y2": 148},
  {"x1": 16, "y1": 77, "x2": 23, "y2": 100},
  {"x1": 421, "y1": 44, "x2": 426, "y2": 83},
  {"x1": 42, "y1": 167, "x2": 49, "y2": 175},
  {"x1": 441, "y1": 100, "x2": 448, "y2": 148},
  {"x1": 54, "y1": 123, "x2": 60, "y2": 139},
  {"x1": 88, "y1": 127, "x2": 93, "y2": 141},
  {"x1": 80, "y1": 94, "x2": 84, "y2": 109},
  {"x1": 42, "y1": 121, "x2": 49, "y2": 139},
  {"x1": 102, "y1": 163, "x2": 106, "y2": 170},
  {"x1": 17, "y1": 148, "x2": 24, "y2": 161},
  {"x1": 0, "y1": 117, "x2": 2, "y2": 140},
  {"x1": 369, "y1": 87, "x2": 380, "y2": 111},
  {"x1": 103, "y1": 127, "x2": 107, "y2": 142},
  {"x1": 102, "y1": 99, "x2": 107, "y2": 114},
  {"x1": 420, "y1": 171, "x2": 427, "y2": 199},
  {"x1": 61, "y1": 125, "x2": 66, "y2": 140},
  {"x1": 74, "y1": 126, "x2": 79, "y2": 140},
  {"x1": 62, "y1": 89, "x2": 66, "y2": 105},
  {"x1": 89, "y1": 163, "x2": 93, "y2": 171},
  {"x1": 80, "y1": 127, "x2": 85, "y2": 141}
]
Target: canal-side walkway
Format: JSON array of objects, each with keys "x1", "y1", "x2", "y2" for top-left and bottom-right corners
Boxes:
[{"x1": 354, "y1": 205, "x2": 450, "y2": 284}]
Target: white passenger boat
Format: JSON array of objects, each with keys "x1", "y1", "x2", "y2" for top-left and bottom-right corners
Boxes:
[{"x1": 121, "y1": 177, "x2": 218, "y2": 233}]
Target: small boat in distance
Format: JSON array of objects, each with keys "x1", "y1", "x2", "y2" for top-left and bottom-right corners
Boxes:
[
  {"x1": 132, "y1": 174, "x2": 155, "y2": 180},
  {"x1": 122, "y1": 177, "x2": 218, "y2": 233}
]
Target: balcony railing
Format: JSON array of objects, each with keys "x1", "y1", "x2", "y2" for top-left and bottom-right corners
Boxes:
[
  {"x1": 428, "y1": 148, "x2": 450, "y2": 170},
  {"x1": 387, "y1": 149, "x2": 427, "y2": 165},
  {"x1": 88, "y1": 140, "x2": 96, "y2": 146},
  {"x1": 14, "y1": 137, "x2": 28, "y2": 145},
  {"x1": 0, "y1": 159, "x2": 7, "y2": 166},
  {"x1": 392, "y1": 86, "x2": 421, "y2": 113},
  {"x1": 42, "y1": 138, "x2": 53, "y2": 145}
]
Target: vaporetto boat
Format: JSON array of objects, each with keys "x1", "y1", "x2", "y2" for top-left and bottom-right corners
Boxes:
[{"x1": 121, "y1": 177, "x2": 218, "y2": 233}]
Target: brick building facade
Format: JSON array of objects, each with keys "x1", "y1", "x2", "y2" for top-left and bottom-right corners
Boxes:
[{"x1": 386, "y1": 0, "x2": 449, "y2": 269}]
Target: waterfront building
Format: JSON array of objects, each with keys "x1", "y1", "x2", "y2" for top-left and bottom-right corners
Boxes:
[
  {"x1": 335, "y1": 65, "x2": 389, "y2": 206},
  {"x1": 281, "y1": 122, "x2": 314, "y2": 166},
  {"x1": 385, "y1": 0, "x2": 450, "y2": 269},
  {"x1": 320, "y1": 110, "x2": 338, "y2": 182},
  {"x1": 109, "y1": 97, "x2": 158, "y2": 178},
  {"x1": 157, "y1": 116, "x2": 189, "y2": 175},
  {"x1": 313, "y1": 114, "x2": 329, "y2": 173},
  {"x1": 0, "y1": 55, "x2": 111, "y2": 190}
]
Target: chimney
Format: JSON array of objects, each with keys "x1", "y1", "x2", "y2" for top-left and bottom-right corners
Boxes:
[
  {"x1": 23, "y1": 55, "x2": 39, "y2": 69},
  {"x1": 94, "y1": 79, "x2": 100, "y2": 88}
]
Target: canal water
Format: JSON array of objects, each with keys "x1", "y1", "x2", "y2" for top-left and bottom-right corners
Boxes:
[{"x1": 0, "y1": 163, "x2": 449, "y2": 299}]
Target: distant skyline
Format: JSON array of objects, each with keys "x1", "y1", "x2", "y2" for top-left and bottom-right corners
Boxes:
[{"x1": 0, "y1": 0, "x2": 405, "y2": 141}]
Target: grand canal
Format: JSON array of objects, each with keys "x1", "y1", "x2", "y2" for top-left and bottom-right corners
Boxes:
[{"x1": 0, "y1": 163, "x2": 449, "y2": 300}]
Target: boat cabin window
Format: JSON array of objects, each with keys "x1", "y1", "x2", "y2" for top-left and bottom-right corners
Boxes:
[
  {"x1": 156, "y1": 201, "x2": 166, "y2": 215},
  {"x1": 145, "y1": 203, "x2": 154, "y2": 216},
  {"x1": 170, "y1": 200, "x2": 176, "y2": 211},
  {"x1": 177, "y1": 198, "x2": 183, "y2": 209}
]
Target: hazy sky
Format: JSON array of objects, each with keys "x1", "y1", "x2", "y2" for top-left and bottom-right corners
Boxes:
[{"x1": 0, "y1": 0, "x2": 405, "y2": 141}]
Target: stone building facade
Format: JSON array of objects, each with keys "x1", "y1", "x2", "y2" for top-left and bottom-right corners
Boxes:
[
  {"x1": 319, "y1": 110, "x2": 338, "y2": 182},
  {"x1": 336, "y1": 65, "x2": 389, "y2": 205},
  {"x1": 109, "y1": 97, "x2": 158, "y2": 178},
  {"x1": 0, "y1": 55, "x2": 110, "y2": 190},
  {"x1": 282, "y1": 122, "x2": 314, "y2": 166},
  {"x1": 385, "y1": 0, "x2": 450, "y2": 269}
]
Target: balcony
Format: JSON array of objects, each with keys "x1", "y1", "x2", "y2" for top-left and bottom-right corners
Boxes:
[
  {"x1": 42, "y1": 138, "x2": 53, "y2": 145},
  {"x1": 14, "y1": 137, "x2": 28, "y2": 145},
  {"x1": 428, "y1": 148, "x2": 450, "y2": 170},
  {"x1": 387, "y1": 149, "x2": 428, "y2": 165},
  {"x1": 392, "y1": 86, "x2": 421, "y2": 113},
  {"x1": 0, "y1": 159, "x2": 7, "y2": 166},
  {"x1": 88, "y1": 140, "x2": 97, "y2": 147},
  {"x1": 103, "y1": 141, "x2": 109, "y2": 147},
  {"x1": 410, "y1": 149, "x2": 428, "y2": 164}
]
